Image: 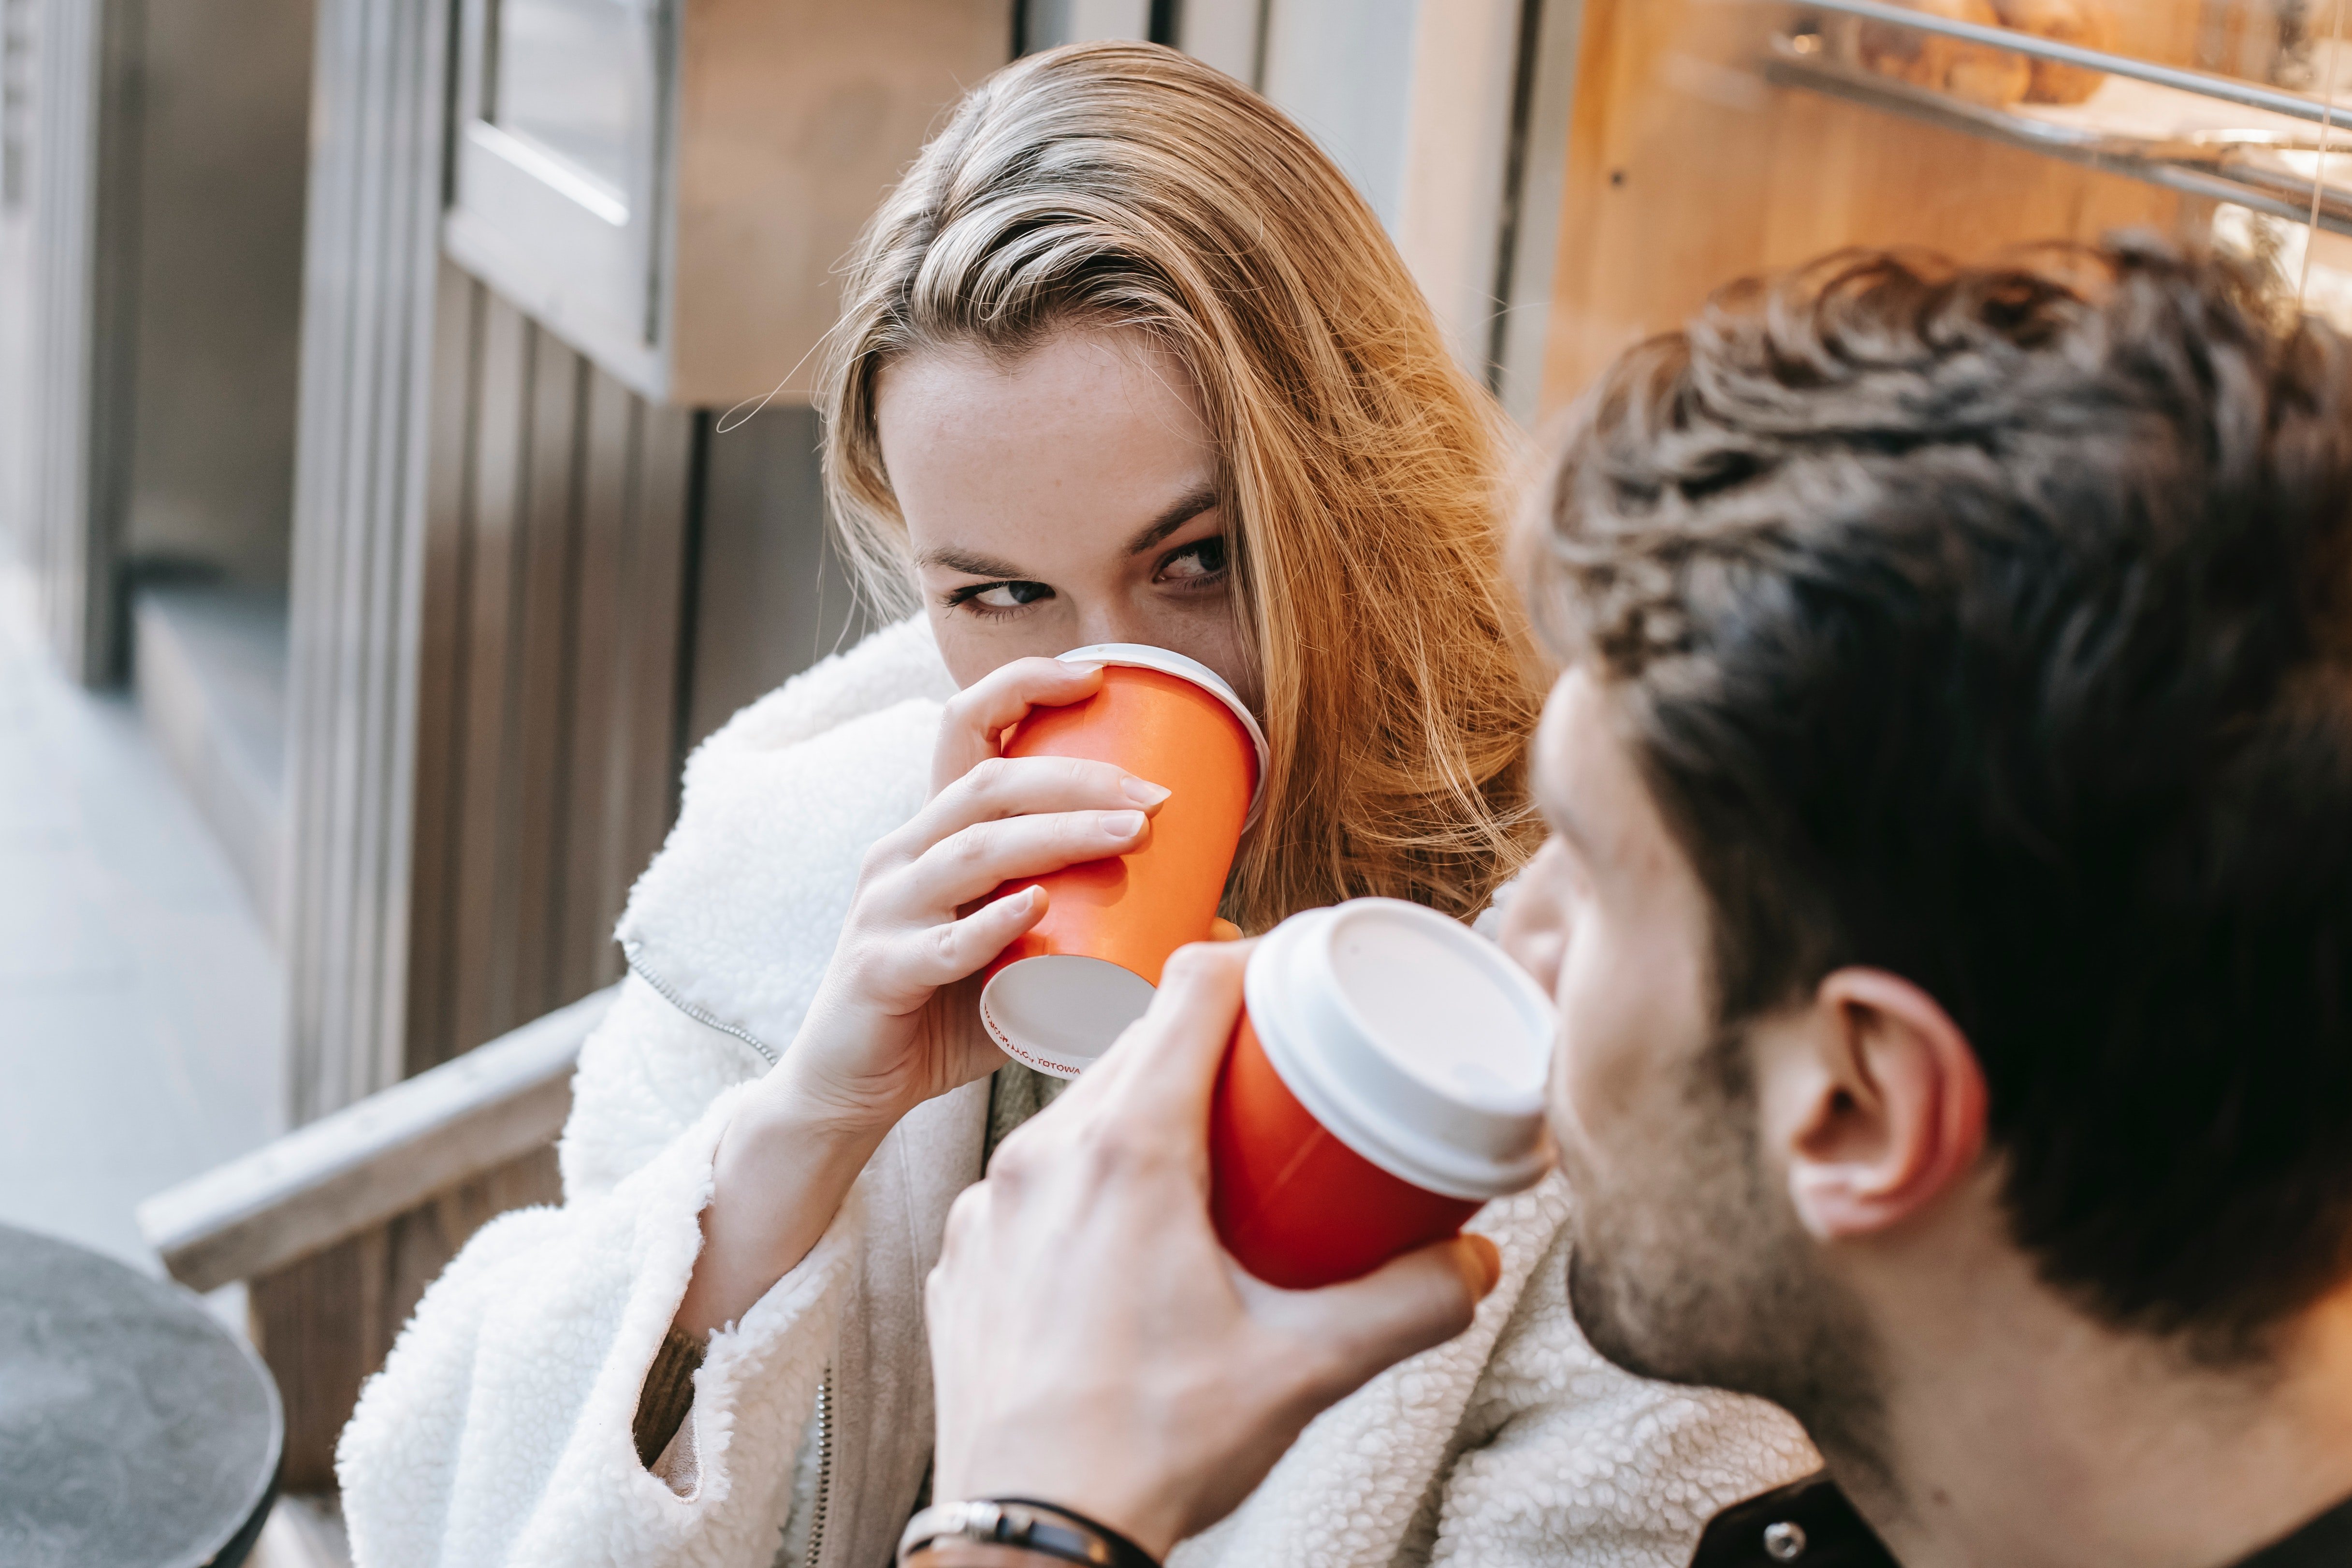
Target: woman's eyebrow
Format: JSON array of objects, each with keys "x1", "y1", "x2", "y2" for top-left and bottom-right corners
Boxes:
[
  {"x1": 917, "y1": 486, "x2": 1219, "y2": 578},
  {"x1": 917, "y1": 546, "x2": 1029, "y2": 578},
  {"x1": 1123, "y1": 485, "x2": 1221, "y2": 556}
]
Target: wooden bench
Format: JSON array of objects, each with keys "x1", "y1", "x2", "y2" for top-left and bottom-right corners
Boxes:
[{"x1": 137, "y1": 986, "x2": 618, "y2": 1493}]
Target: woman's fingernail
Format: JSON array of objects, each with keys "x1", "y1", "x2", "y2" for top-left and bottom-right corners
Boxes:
[
  {"x1": 1122, "y1": 776, "x2": 1173, "y2": 807},
  {"x1": 1461, "y1": 1235, "x2": 1502, "y2": 1300},
  {"x1": 1104, "y1": 810, "x2": 1147, "y2": 836}
]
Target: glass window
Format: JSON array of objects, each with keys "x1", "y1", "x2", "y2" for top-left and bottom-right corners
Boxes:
[{"x1": 493, "y1": 0, "x2": 648, "y2": 210}]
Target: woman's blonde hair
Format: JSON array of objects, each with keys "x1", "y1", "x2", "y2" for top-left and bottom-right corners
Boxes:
[{"x1": 820, "y1": 41, "x2": 1542, "y2": 929}]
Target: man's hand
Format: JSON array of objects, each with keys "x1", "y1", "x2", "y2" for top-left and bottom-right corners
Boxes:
[{"x1": 926, "y1": 940, "x2": 1502, "y2": 1561}]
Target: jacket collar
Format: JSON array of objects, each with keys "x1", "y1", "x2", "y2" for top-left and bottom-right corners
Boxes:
[
  {"x1": 1693, "y1": 1473, "x2": 2352, "y2": 1568},
  {"x1": 616, "y1": 618, "x2": 954, "y2": 1060}
]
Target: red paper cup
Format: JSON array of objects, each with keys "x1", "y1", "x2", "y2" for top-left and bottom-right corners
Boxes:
[
  {"x1": 978, "y1": 644, "x2": 1268, "y2": 1078},
  {"x1": 1208, "y1": 898, "x2": 1556, "y2": 1289}
]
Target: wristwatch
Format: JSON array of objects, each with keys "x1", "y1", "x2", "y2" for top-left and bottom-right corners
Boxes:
[{"x1": 898, "y1": 1497, "x2": 1161, "y2": 1568}]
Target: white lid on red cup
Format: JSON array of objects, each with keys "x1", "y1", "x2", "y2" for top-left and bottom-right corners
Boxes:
[
  {"x1": 1054, "y1": 643, "x2": 1271, "y2": 828},
  {"x1": 1244, "y1": 898, "x2": 1557, "y2": 1200}
]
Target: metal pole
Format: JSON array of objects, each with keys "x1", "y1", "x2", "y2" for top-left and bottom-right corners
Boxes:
[{"x1": 1794, "y1": 0, "x2": 2352, "y2": 133}]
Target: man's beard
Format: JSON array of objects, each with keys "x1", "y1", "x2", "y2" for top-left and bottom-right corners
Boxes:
[{"x1": 1560, "y1": 1031, "x2": 1893, "y2": 1482}]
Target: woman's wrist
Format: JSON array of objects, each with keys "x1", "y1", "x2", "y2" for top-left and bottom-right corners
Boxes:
[
  {"x1": 747, "y1": 1052, "x2": 909, "y2": 1149},
  {"x1": 673, "y1": 1074, "x2": 897, "y2": 1338},
  {"x1": 769, "y1": 983, "x2": 948, "y2": 1135},
  {"x1": 762, "y1": 1044, "x2": 923, "y2": 1141}
]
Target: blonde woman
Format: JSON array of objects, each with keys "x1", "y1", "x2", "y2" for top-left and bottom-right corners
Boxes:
[{"x1": 337, "y1": 43, "x2": 1815, "y2": 1568}]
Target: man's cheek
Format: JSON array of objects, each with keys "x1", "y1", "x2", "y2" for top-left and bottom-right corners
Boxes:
[
  {"x1": 1498, "y1": 857, "x2": 1571, "y2": 993},
  {"x1": 1546, "y1": 999, "x2": 1637, "y2": 1193},
  {"x1": 1509, "y1": 925, "x2": 1567, "y2": 999},
  {"x1": 1553, "y1": 932, "x2": 1705, "y2": 1187},
  {"x1": 1545, "y1": 1028, "x2": 1580, "y2": 1172},
  {"x1": 1557, "y1": 969, "x2": 1651, "y2": 1129}
]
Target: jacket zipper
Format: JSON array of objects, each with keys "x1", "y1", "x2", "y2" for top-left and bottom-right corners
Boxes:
[
  {"x1": 624, "y1": 941, "x2": 779, "y2": 1064},
  {"x1": 805, "y1": 1363, "x2": 834, "y2": 1568}
]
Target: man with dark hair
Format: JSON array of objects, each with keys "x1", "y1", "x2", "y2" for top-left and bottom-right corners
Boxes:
[{"x1": 902, "y1": 239, "x2": 2352, "y2": 1568}]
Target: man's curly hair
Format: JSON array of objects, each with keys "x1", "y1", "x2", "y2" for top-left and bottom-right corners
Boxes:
[{"x1": 1528, "y1": 236, "x2": 2352, "y2": 1359}]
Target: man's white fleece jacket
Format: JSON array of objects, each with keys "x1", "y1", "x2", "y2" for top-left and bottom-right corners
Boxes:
[{"x1": 336, "y1": 618, "x2": 1819, "y2": 1568}]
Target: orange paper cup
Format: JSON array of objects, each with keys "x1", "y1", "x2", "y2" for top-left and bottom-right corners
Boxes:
[
  {"x1": 978, "y1": 643, "x2": 1268, "y2": 1078},
  {"x1": 1207, "y1": 899, "x2": 1556, "y2": 1289}
]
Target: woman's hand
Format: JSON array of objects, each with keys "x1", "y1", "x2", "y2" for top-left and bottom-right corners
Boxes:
[
  {"x1": 785, "y1": 656, "x2": 1166, "y2": 1127},
  {"x1": 677, "y1": 657, "x2": 1163, "y2": 1339}
]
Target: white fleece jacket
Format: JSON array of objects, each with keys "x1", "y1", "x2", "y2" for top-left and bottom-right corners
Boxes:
[{"x1": 337, "y1": 618, "x2": 1819, "y2": 1568}]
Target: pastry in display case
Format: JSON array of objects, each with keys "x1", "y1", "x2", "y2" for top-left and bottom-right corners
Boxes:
[
  {"x1": 1843, "y1": 0, "x2": 2119, "y2": 110},
  {"x1": 1852, "y1": 0, "x2": 2125, "y2": 108},
  {"x1": 1773, "y1": 2, "x2": 2352, "y2": 245},
  {"x1": 1994, "y1": 0, "x2": 2120, "y2": 104},
  {"x1": 1856, "y1": 0, "x2": 2032, "y2": 107}
]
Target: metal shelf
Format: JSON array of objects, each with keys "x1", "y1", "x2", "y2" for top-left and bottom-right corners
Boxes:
[
  {"x1": 1765, "y1": 24, "x2": 2352, "y2": 241},
  {"x1": 1794, "y1": 0, "x2": 2352, "y2": 127}
]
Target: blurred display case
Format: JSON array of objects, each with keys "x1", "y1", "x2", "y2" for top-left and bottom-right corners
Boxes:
[
  {"x1": 1534, "y1": 0, "x2": 2352, "y2": 422},
  {"x1": 444, "y1": 0, "x2": 1005, "y2": 405}
]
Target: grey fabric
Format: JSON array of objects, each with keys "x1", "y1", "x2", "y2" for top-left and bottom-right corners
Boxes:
[
  {"x1": 984, "y1": 1062, "x2": 1072, "y2": 1168},
  {"x1": 821, "y1": 1082, "x2": 991, "y2": 1568}
]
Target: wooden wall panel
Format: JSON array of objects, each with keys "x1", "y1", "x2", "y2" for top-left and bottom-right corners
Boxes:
[
  {"x1": 1537, "y1": 0, "x2": 2216, "y2": 418},
  {"x1": 404, "y1": 270, "x2": 694, "y2": 1077},
  {"x1": 561, "y1": 374, "x2": 636, "y2": 999},
  {"x1": 403, "y1": 260, "x2": 481, "y2": 1094},
  {"x1": 686, "y1": 405, "x2": 871, "y2": 748},
  {"x1": 565, "y1": 377, "x2": 693, "y2": 996},
  {"x1": 504, "y1": 325, "x2": 582, "y2": 1025},
  {"x1": 443, "y1": 289, "x2": 524, "y2": 1058}
]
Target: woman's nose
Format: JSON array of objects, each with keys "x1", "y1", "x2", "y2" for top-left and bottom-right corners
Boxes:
[{"x1": 1070, "y1": 608, "x2": 1155, "y2": 649}]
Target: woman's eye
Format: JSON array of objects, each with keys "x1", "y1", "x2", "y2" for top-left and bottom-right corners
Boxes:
[
  {"x1": 1157, "y1": 536, "x2": 1228, "y2": 584},
  {"x1": 957, "y1": 580, "x2": 1053, "y2": 613}
]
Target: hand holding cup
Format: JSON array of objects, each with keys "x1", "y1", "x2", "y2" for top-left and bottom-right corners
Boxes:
[
  {"x1": 1209, "y1": 899, "x2": 1557, "y2": 1290},
  {"x1": 679, "y1": 656, "x2": 1176, "y2": 1339},
  {"x1": 929, "y1": 942, "x2": 1500, "y2": 1559},
  {"x1": 783, "y1": 655, "x2": 1182, "y2": 1129}
]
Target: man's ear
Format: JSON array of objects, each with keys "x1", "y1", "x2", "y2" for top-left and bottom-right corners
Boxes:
[{"x1": 1773, "y1": 969, "x2": 1988, "y2": 1241}]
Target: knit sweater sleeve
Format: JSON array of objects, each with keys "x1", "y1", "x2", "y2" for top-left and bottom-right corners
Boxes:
[
  {"x1": 336, "y1": 621, "x2": 955, "y2": 1568},
  {"x1": 336, "y1": 981, "x2": 867, "y2": 1568}
]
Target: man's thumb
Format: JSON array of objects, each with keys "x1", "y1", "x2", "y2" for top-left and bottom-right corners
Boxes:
[{"x1": 1279, "y1": 1235, "x2": 1502, "y2": 1399}]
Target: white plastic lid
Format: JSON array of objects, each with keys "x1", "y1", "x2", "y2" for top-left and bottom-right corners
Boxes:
[
  {"x1": 1244, "y1": 899, "x2": 1557, "y2": 1199},
  {"x1": 979, "y1": 955, "x2": 1157, "y2": 1080},
  {"x1": 1056, "y1": 643, "x2": 1271, "y2": 826}
]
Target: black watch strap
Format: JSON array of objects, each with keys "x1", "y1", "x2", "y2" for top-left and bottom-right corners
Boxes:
[{"x1": 898, "y1": 1497, "x2": 1161, "y2": 1568}]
